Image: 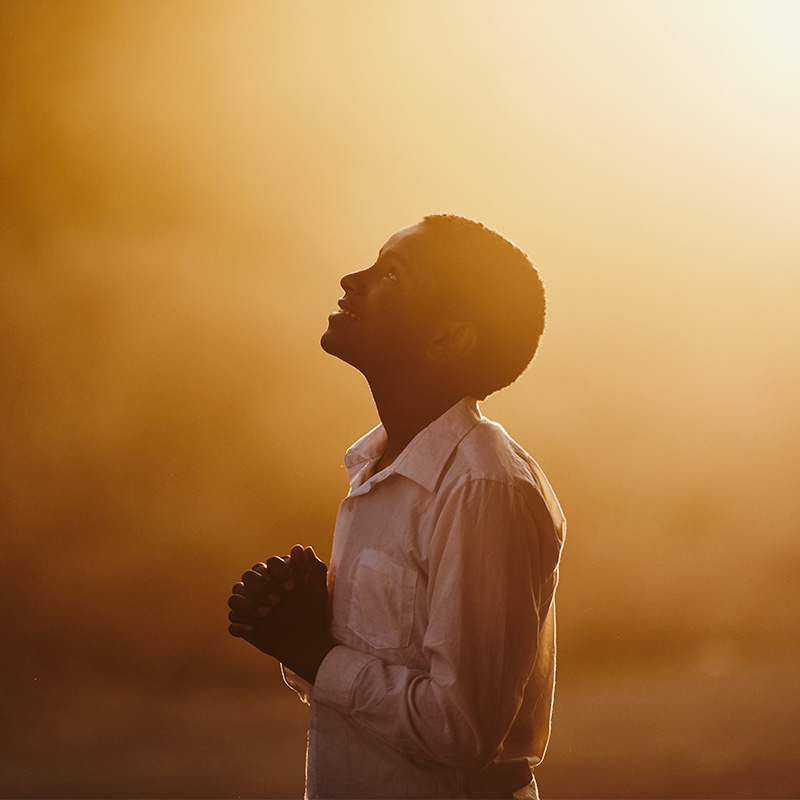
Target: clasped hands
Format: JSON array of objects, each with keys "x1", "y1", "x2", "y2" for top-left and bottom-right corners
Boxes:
[{"x1": 228, "y1": 544, "x2": 335, "y2": 684}]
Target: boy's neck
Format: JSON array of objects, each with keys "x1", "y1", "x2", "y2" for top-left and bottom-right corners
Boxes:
[{"x1": 367, "y1": 377, "x2": 467, "y2": 471}]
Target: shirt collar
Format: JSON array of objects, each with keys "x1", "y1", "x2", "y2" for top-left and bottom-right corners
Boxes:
[{"x1": 344, "y1": 397, "x2": 482, "y2": 493}]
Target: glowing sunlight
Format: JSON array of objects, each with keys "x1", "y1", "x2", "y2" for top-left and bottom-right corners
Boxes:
[{"x1": 2, "y1": 2, "x2": 798, "y2": 798}]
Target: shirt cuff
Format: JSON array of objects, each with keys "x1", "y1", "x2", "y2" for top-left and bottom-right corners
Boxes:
[
  {"x1": 310, "y1": 644, "x2": 376, "y2": 715},
  {"x1": 281, "y1": 664, "x2": 311, "y2": 705}
]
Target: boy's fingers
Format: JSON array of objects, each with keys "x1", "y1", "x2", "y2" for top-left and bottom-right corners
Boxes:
[
  {"x1": 266, "y1": 555, "x2": 295, "y2": 592},
  {"x1": 241, "y1": 569, "x2": 282, "y2": 603},
  {"x1": 231, "y1": 581, "x2": 256, "y2": 601},
  {"x1": 228, "y1": 594, "x2": 272, "y2": 618},
  {"x1": 304, "y1": 546, "x2": 328, "y2": 575},
  {"x1": 290, "y1": 544, "x2": 305, "y2": 566},
  {"x1": 232, "y1": 579, "x2": 278, "y2": 611},
  {"x1": 228, "y1": 620, "x2": 254, "y2": 637}
]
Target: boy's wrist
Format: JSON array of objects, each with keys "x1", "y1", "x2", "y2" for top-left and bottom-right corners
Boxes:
[{"x1": 282, "y1": 633, "x2": 336, "y2": 685}]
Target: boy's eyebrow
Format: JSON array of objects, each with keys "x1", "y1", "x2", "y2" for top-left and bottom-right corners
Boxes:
[
  {"x1": 377, "y1": 242, "x2": 406, "y2": 261},
  {"x1": 376, "y1": 249, "x2": 407, "y2": 268}
]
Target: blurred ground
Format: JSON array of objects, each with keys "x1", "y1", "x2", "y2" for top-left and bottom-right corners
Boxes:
[{"x1": 3, "y1": 650, "x2": 799, "y2": 799}]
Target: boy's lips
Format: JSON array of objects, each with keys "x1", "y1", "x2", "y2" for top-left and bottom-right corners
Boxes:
[{"x1": 337, "y1": 299, "x2": 361, "y2": 320}]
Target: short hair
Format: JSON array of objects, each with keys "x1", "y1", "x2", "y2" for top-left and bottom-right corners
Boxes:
[{"x1": 419, "y1": 214, "x2": 547, "y2": 399}]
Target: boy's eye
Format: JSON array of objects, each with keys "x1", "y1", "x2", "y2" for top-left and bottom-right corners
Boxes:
[{"x1": 382, "y1": 269, "x2": 398, "y2": 282}]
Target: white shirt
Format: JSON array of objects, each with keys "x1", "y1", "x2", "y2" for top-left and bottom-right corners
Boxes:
[{"x1": 285, "y1": 397, "x2": 565, "y2": 799}]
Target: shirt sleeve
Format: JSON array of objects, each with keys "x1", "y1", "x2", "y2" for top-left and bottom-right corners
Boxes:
[
  {"x1": 311, "y1": 477, "x2": 555, "y2": 770},
  {"x1": 281, "y1": 664, "x2": 312, "y2": 704}
]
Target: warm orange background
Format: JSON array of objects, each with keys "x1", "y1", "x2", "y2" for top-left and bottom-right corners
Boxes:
[{"x1": 2, "y1": 2, "x2": 799, "y2": 797}]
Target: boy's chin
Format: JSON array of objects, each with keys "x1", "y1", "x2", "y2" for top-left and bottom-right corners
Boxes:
[
  {"x1": 320, "y1": 329, "x2": 356, "y2": 365},
  {"x1": 319, "y1": 327, "x2": 339, "y2": 356}
]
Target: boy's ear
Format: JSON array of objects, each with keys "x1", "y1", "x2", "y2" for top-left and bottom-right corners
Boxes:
[{"x1": 426, "y1": 320, "x2": 478, "y2": 362}]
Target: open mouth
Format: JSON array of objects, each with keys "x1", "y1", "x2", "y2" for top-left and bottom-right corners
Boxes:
[{"x1": 337, "y1": 301, "x2": 361, "y2": 320}]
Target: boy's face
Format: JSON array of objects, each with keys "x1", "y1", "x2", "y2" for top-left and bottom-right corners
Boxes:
[{"x1": 321, "y1": 223, "x2": 445, "y2": 380}]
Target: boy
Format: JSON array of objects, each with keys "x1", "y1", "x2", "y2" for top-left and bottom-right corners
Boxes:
[{"x1": 228, "y1": 215, "x2": 565, "y2": 798}]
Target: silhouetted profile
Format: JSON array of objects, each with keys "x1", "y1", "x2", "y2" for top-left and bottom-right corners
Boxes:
[{"x1": 228, "y1": 214, "x2": 565, "y2": 798}]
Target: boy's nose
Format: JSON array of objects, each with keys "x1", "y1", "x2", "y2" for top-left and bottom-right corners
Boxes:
[{"x1": 340, "y1": 268, "x2": 368, "y2": 294}]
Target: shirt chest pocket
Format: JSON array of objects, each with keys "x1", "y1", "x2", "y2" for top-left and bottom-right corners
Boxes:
[{"x1": 346, "y1": 548, "x2": 418, "y2": 650}]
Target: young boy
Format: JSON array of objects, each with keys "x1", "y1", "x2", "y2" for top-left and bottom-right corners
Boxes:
[{"x1": 228, "y1": 215, "x2": 565, "y2": 799}]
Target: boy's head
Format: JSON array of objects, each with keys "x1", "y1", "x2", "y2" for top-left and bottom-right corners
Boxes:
[
  {"x1": 417, "y1": 214, "x2": 546, "y2": 398},
  {"x1": 321, "y1": 214, "x2": 547, "y2": 400}
]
